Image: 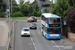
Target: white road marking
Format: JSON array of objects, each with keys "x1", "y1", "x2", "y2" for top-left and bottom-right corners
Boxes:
[
  {"x1": 34, "y1": 47, "x2": 37, "y2": 50},
  {"x1": 31, "y1": 38, "x2": 37, "y2": 50},
  {"x1": 37, "y1": 26, "x2": 38, "y2": 29},
  {"x1": 31, "y1": 38, "x2": 33, "y2": 41},
  {"x1": 33, "y1": 42, "x2": 35, "y2": 46},
  {"x1": 52, "y1": 40, "x2": 61, "y2": 50},
  {"x1": 51, "y1": 40, "x2": 55, "y2": 43},
  {"x1": 32, "y1": 42, "x2": 37, "y2": 50}
]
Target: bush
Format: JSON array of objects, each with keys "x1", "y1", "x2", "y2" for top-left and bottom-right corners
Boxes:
[
  {"x1": 36, "y1": 11, "x2": 41, "y2": 17},
  {"x1": 0, "y1": 12, "x2": 5, "y2": 17},
  {"x1": 66, "y1": 9, "x2": 75, "y2": 33},
  {"x1": 11, "y1": 11, "x2": 24, "y2": 17},
  {"x1": 13, "y1": 6, "x2": 20, "y2": 13}
]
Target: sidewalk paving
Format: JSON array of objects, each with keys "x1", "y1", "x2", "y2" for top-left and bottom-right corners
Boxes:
[
  {"x1": 0, "y1": 21, "x2": 9, "y2": 50},
  {"x1": 60, "y1": 36, "x2": 75, "y2": 46}
]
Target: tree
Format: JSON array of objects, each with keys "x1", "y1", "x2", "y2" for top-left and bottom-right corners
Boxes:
[
  {"x1": 12, "y1": 0, "x2": 18, "y2": 6},
  {"x1": 33, "y1": 3, "x2": 40, "y2": 11},
  {"x1": 68, "y1": 0, "x2": 75, "y2": 7},
  {"x1": 20, "y1": 4, "x2": 29, "y2": 16},
  {"x1": 0, "y1": 0, "x2": 6, "y2": 12},
  {"x1": 28, "y1": 5, "x2": 34, "y2": 16},
  {"x1": 0, "y1": 0, "x2": 6, "y2": 17},
  {"x1": 13, "y1": 6, "x2": 20, "y2": 13},
  {"x1": 50, "y1": 0, "x2": 71, "y2": 25},
  {"x1": 66, "y1": 9, "x2": 75, "y2": 33},
  {"x1": 19, "y1": 0, "x2": 25, "y2": 5}
]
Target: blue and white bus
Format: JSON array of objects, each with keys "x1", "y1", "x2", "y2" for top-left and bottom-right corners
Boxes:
[{"x1": 41, "y1": 13, "x2": 61, "y2": 39}]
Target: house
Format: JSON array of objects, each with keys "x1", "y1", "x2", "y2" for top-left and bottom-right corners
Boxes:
[{"x1": 32, "y1": 0, "x2": 51, "y2": 10}]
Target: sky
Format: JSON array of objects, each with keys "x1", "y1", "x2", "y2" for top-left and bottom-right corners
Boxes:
[{"x1": 15, "y1": 0, "x2": 35, "y2": 4}]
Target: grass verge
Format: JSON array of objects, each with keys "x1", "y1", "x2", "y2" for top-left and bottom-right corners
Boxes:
[{"x1": 11, "y1": 17, "x2": 40, "y2": 20}]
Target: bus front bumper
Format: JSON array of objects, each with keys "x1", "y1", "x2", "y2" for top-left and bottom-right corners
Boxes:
[{"x1": 46, "y1": 34, "x2": 61, "y2": 39}]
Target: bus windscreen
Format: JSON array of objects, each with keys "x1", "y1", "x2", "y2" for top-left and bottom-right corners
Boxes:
[{"x1": 48, "y1": 18, "x2": 60, "y2": 24}]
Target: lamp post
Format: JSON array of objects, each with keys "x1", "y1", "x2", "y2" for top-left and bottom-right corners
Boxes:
[
  {"x1": 11, "y1": 0, "x2": 12, "y2": 14},
  {"x1": 8, "y1": 0, "x2": 11, "y2": 48}
]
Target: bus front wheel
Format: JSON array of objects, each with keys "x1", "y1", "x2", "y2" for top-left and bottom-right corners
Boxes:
[
  {"x1": 45, "y1": 34, "x2": 47, "y2": 39},
  {"x1": 42, "y1": 31, "x2": 44, "y2": 36}
]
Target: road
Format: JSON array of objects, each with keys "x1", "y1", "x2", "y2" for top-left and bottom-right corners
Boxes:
[{"x1": 14, "y1": 20, "x2": 75, "y2": 50}]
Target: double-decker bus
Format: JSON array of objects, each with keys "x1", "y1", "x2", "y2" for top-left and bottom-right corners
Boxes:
[{"x1": 41, "y1": 13, "x2": 61, "y2": 39}]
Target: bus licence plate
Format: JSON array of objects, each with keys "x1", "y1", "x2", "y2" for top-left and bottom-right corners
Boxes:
[{"x1": 50, "y1": 34, "x2": 59, "y2": 36}]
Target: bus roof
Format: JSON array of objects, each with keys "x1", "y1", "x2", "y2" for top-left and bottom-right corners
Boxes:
[{"x1": 42, "y1": 13, "x2": 61, "y2": 18}]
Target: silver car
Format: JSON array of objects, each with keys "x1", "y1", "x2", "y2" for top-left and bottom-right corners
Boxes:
[{"x1": 21, "y1": 28, "x2": 30, "y2": 37}]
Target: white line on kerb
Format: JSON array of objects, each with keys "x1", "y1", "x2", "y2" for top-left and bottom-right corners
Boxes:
[
  {"x1": 52, "y1": 40, "x2": 61, "y2": 50},
  {"x1": 31, "y1": 38, "x2": 33, "y2": 41}
]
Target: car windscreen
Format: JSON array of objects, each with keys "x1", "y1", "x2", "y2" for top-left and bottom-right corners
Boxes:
[
  {"x1": 31, "y1": 23, "x2": 36, "y2": 26},
  {"x1": 23, "y1": 29, "x2": 29, "y2": 31},
  {"x1": 30, "y1": 17, "x2": 35, "y2": 19}
]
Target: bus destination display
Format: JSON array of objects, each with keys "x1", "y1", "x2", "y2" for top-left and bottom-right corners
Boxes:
[{"x1": 49, "y1": 24, "x2": 60, "y2": 27}]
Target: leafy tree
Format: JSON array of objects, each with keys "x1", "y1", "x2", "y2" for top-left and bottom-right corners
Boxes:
[
  {"x1": 0, "y1": 0, "x2": 6, "y2": 17},
  {"x1": 33, "y1": 3, "x2": 40, "y2": 11},
  {"x1": 50, "y1": 0, "x2": 71, "y2": 25},
  {"x1": 11, "y1": 1, "x2": 41, "y2": 17},
  {"x1": 0, "y1": 0, "x2": 6, "y2": 12},
  {"x1": 20, "y1": 0, "x2": 24, "y2": 5},
  {"x1": 12, "y1": 0, "x2": 18, "y2": 6},
  {"x1": 13, "y1": 6, "x2": 20, "y2": 13},
  {"x1": 28, "y1": 5, "x2": 34, "y2": 16},
  {"x1": 20, "y1": 4, "x2": 29, "y2": 16},
  {"x1": 68, "y1": 0, "x2": 75, "y2": 7},
  {"x1": 11, "y1": 11, "x2": 24, "y2": 17},
  {"x1": 66, "y1": 9, "x2": 75, "y2": 33}
]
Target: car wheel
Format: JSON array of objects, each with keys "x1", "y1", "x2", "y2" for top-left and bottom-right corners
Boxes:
[
  {"x1": 30, "y1": 27, "x2": 31, "y2": 29},
  {"x1": 35, "y1": 27, "x2": 37, "y2": 29},
  {"x1": 29, "y1": 35, "x2": 30, "y2": 37},
  {"x1": 21, "y1": 35, "x2": 22, "y2": 37},
  {"x1": 29, "y1": 20, "x2": 31, "y2": 22},
  {"x1": 42, "y1": 31, "x2": 44, "y2": 36},
  {"x1": 35, "y1": 20, "x2": 37, "y2": 22}
]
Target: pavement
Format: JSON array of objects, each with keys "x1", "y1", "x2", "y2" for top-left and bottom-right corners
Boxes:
[
  {"x1": 60, "y1": 36, "x2": 75, "y2": 46},
  {"x1": 13, "y1": 20, "x2": 75, "y2": 50},
  {"x1": 0, "y1": 21, "x2": 9, "y2": 50}
]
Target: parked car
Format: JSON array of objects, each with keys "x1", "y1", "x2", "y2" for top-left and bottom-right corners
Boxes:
[
  {"x1": 30, "y1": 23, "x2": 37, "y2": 29},
  {"x1": 21, "y1": 28, "x2": 30, "y2": 37},
  {"x1": 27, "y1": 16, "x2": 37, "y2": 22}
]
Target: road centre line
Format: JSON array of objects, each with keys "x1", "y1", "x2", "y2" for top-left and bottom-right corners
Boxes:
[
  {"x1": 33, "y1": 42, "x2": 35, "y2": 46},
  {"x1": 31, "y1": 38, "x2": 33, "y2": 41},
  {"x1": 34, "y1": 46, "x2": 37, "y2": 50},
  {"x1": 31, "y1": 38, "x2": 37, "y2": 50},
  {"x1": 32, "y1": 42, "x2": 37, "y2": 50}
]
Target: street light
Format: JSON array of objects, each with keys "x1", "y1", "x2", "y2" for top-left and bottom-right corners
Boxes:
[
  {"x1": 8, "y1": 0, "x2": 11, "y2": 48},
  {"x1": 11, "y1": 0, "x2": 12, "y2": 14}
]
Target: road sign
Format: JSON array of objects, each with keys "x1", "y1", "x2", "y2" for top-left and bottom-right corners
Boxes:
[
  {"x1": 64, "y1": 21, "x2": 66, "y2": 25},
  {"x1": 6, "y1": 9, "x2": 9, "y2": 15}
]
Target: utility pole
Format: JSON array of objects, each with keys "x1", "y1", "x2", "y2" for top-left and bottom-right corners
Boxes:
[
  {"x1": 11, "y1": 0, "x2": 12, "y2": 14},
  {"x1": 8, "y1": 0, "x2": 11, "y2": 48}
]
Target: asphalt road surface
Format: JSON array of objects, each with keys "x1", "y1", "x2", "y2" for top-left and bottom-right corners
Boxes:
[{"x1": 14, "y1": 20, "x2": 75, "y2": 50}]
